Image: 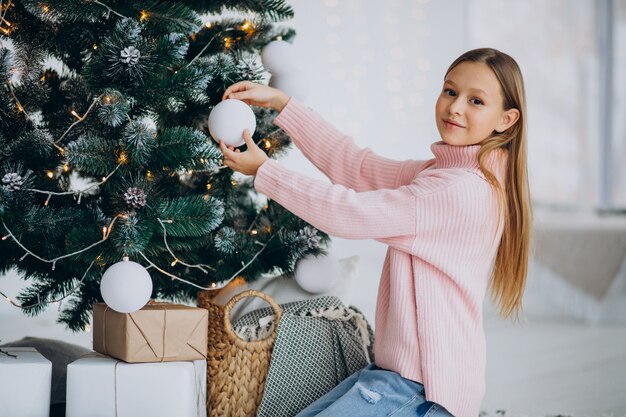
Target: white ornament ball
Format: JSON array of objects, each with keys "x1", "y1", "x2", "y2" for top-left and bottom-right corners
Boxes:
[
  {"x1": 100, "y1": 259, "x2": 153, "y2": 313},
  {"x1": 208, "y1": 99, "x2": 256, "y2": 147},
  {"x1": 269, "y1": 71, "x2": 310, "y2": 102},
  {"x1": 261, "y1": 40, "x2": 297, "y2": 76},
  {"x1": 294, "y1": 253, "x2": 341, "y2": 294}
]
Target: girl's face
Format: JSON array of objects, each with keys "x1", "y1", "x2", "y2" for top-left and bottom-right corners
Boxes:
[{"x1": 435, "y1": 61, "x2": 519, "y2": 146}]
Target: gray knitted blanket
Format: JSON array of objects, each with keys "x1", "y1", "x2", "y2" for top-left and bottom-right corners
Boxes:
[{"x1": 232, "y1": 296, "x2": 374, "y2": 417}]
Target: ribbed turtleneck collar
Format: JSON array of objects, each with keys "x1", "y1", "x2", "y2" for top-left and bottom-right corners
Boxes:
[
  {"x1": 430, "y1": 141, "x2": 508, "y2": 181},
  {"x1": 430, "y1": 141, "x2": 481, "y2": 170}
]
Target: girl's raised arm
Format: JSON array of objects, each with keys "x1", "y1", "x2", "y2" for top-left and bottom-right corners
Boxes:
[
  {"x1": 274, "y1": 99, "x2": 431, "y2": 191},
  {"x1": 254, "y1": 158, "x2": 418, "y2": 254}
]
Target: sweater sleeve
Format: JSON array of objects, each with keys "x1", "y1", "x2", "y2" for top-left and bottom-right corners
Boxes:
[
  {"x1": 254, "y1": 159, "x2": 417, "y2": 254},
  {"x1": 274, "y1": 98, "x2": 431, "y2": 191}
]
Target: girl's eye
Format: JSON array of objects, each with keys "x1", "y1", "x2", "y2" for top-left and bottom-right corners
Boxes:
[
  {"x1": 443, "y1": 88, "x2": 456, "y2": 97},
  {"x1": 470, "y1": 97, "x2": 484, "y2": 105}
]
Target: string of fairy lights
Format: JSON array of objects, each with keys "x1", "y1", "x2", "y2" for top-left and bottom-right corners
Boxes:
[
  {"x1": 0, "y1": 1, "x2": 14, "y2": 36},
  {"x1": 0, "y1": 1, "x2": 284, "y2": 312}
]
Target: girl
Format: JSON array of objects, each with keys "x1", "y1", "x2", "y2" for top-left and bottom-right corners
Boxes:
[{"x1": 220, "y1": 48, "x2": 532, "y2": 417}]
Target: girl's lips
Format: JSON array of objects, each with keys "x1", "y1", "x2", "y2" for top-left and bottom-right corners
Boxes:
[{"x1": 444, "y1": 119, "x2": 465, "y2": 129}]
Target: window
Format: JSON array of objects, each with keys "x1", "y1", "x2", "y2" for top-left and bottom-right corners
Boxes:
[
  {"x1": 609, "y1": 0, "x2": 626, "y2": 209},
  {"x1": 467, "y1": 0, "x2": 625, "y2": 211}
]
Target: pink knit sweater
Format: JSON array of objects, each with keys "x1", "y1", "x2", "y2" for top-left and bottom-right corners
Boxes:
[{"x1": 254, "y1": 98, "x2": 506, "y2": 417}]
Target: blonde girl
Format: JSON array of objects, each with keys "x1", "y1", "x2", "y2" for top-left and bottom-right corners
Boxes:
[{"x1": 220, "y1": 47, "x2": 532, "y2": 417}]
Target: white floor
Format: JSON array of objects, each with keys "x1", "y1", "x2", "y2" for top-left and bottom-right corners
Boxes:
[
  {"x1": 482, "y1": 313, "x2": 626, "y2": 417},
  {"x1": 2, "y1": 254, "x2": 626, "y2": 416}
]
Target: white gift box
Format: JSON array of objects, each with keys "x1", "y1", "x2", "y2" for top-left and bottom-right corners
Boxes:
[
  {"x1": 0, "y1": 347, "x2": 52, "y2": 417},
  {"x1": 66, "y1": 354, "x2": 206, "y2": 417}
]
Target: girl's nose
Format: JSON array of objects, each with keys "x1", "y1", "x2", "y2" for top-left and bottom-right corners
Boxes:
[{"x1": 449, "y1": 97, "x2": 464, "y2": 116}]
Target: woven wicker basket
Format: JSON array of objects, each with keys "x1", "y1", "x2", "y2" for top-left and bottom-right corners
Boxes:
[{"x1": 197, "y1": 289, "x2": 282, "y2": 417}]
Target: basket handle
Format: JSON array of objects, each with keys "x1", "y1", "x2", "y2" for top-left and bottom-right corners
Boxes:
[{"x1": 223, "y1": 289, "x2": 283, "y2": 344}]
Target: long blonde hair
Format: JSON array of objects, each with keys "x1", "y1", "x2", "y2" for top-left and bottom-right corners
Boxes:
[{"x1": 445, "y1": 48, "x2": 532, "y2": 320}]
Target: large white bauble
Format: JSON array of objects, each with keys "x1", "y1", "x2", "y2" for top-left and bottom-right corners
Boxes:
[
  {"x1": 269, "y1": 71, "x2": 310, "y2": 102},
  {"x1": 294, "y1": 253, "x2": 341, "y2": 294},
  {"x1": 261, "y1": 40, "x2": 297, "y2": 75},
  {"x1": 100, "y1": 259, "x2": 153, "y2": 313},
  {"x1": 208, "y1": 99, "x2": 256, "y2": 147}
]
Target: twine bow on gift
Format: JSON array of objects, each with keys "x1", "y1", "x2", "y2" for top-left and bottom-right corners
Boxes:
[
  {"x1": 100, "y1": 302, "x2": 173, "y2": 362},
  {"x1": 94, "y1": 301, "x2": 208, "y2": 363}
]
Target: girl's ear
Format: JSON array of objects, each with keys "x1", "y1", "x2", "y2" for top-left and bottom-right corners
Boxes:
[{"x1": 495, "y1": 108, "x2": 520, "y2": 133}]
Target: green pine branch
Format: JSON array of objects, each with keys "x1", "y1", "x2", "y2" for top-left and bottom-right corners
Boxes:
[
  {"x1": 155, "y1": 195, "x2": 224, "y2": 237},
  {"x1": 180, "y1": 0, "x2": 294, "y2": 22}
]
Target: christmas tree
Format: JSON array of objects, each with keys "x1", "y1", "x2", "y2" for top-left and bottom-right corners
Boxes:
[{"x1": 0, "y1": 0, "x2": 329, "y2": 330}]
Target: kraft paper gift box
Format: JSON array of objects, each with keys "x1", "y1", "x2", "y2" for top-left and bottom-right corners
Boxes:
[
  {"x1": 93, "y1": 301, "x2": 208, "y2": 363},
  {"x1": 66, "y1": 353, "x2": 207, "y2": 417},
  {"x1": 0, "y1": 347, "x2": 52, "y2": 417}
]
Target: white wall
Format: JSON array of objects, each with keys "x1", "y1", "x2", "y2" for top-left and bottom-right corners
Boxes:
[{"x1": 281, "y1": 0, "x2": 468, "y2": 323}]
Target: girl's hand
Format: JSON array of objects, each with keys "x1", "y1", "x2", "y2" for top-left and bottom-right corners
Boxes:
[
  {"x1": 220, "y1": 129, "x2": 269, "y2": 176},
  {"x1": 222, "y1": 81, "x2": 290, "y2": 112}
]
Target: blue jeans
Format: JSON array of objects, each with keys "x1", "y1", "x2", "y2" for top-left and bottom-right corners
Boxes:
[{"x1": 294, "y1": 364, "x2": 454, "y2": 417}]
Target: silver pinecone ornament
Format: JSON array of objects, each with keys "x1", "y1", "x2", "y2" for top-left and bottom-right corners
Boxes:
[
  {"x1": 2, "y1": 173, "x2": 23, "y2": 191},
  {"x1": 236, "y1": 57, "x2": 262, "y2": 80},
  {"x1": 298, "y1": 226, "x2": 322, "y2": 249},
  {"x1": 124, "y1": 187, "x2": 146, "y2": 209},
  {"x1": 120, "y1": 46, "x2": 141, "y2": 66}
]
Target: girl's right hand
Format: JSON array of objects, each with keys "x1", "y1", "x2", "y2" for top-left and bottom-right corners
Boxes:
[{"x1": 222, "y1": 81, "x2": 290, "y2": 112}]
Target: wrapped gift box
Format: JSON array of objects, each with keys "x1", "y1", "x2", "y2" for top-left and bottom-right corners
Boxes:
[
  {"x1": 93, "y1": 301, "x2": 208, "y2": 362},
  {"x1": 0, "y1": 347, "x2": 52, "y2": 417},
  {"x1": 66, "y1": 354, "x2": 207, "y2": 417}
]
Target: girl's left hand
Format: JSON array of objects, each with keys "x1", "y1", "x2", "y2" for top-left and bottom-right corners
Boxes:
[{"x1": 220, "y1": 129, "x2": 269, "y2": 176}]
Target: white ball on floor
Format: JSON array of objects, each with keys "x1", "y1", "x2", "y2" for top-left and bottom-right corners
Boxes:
[
  {"x1": 294, "y1": 253, "x2": 341, "y2": 294},
  {"x1": 208, "y1": 99, "x2": 256, "y2": 147},
  {"x1": 261, "y1": 40, "x2": 297, "y2": 75},
  {"x1": 100, "y1": 259, "x2": 153, "y2": 313},
  {"x1": 269, "y1": 71, "x2": 309, "y2": 102}
]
